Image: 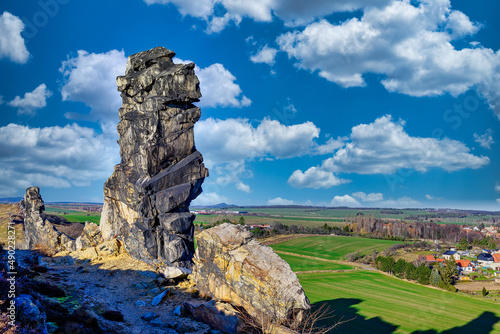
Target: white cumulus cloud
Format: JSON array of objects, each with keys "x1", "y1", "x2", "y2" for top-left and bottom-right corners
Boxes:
[
  {"x1": 277, "y1": 1, "x2": 500, "y2": 118},
  {"x1": 268, "y1": 197, "x2": 295, "y2": 205},
  {"x1": 321, "y1": 115, "x2": 489, "y2": 174},
  {"x1": 250, "y1": 45, "x2": 279, "y2": 65},
  {"x1": 0, "y1": 123, "x2": 119, "y2": 197},
  {"x1": 473, "y1": 129, "x2": 494, "y2": 149},
  {"x1": 174, "y1": 58, "x2": 251, "y2": 108},
  {"x1": 196, "y1": 117, "x2": 324, "y2": 191},
  {"x1": 288, "y1": 167, "x2": 350, "y2": 189},
  {"x1": 352, "y1": 192, "x2": 383, "y2": 202},
  {"x1": 8, "y1": 84, "x2": 52, "y2": 115},
  {"x1": 331, "y1": 195, "x2": 360, "y2": 207},
  {"x1": 197, "y1": 63, "x2": 251, "y2": 108},
  {"x1": 0, "y1": 12, "x2": 29, "y2": 63},
  {"x1": 60, "y1": 49, "x2": 127, "y2": 123},
  {"x1": 144, "y1": 0, "x2": 391, "y2": 31}
]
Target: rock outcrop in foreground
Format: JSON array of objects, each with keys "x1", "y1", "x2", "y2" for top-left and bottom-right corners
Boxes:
[
  {"x1": 99, "y1": 46, "x2": 208, "y2": 268},
  {"x1": 192, "y1": 223, "x2": 310, "y2": 327},
  {"x1": 23, "y1": 186, "x2": 76, "y2": 253}
]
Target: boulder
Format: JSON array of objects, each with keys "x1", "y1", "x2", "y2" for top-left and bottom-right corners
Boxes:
[
  {"x1": 192, "y1": 223, "x2": 310, "y2": 327},
  {"x1": 75, "y1": 222, "x2": 103, "y2": 249},
  {"x1": 23, "y1": 187, "x2": 76, "y2": 254},
  {"x1": 15, "y1": 294, "x2": 48, "y2": 333},
  {"x1": 99, "y1": 46, "x2": 208, "y2": 268},
  {"x1": 183, "y1": 300, "x2": 243, "y2": 334}
]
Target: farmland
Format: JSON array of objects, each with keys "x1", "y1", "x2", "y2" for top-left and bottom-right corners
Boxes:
[
  {"x1": 45, "y1": 207, "x2": 101, "y2": 224},
  {"x1": 271, "y1": 236, "x2": 404, "y2": 260},
  {"x1": 272, "y1": 235, "x2": 500, "y2": 333}
]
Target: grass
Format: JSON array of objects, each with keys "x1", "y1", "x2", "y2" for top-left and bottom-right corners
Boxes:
[
  {"x1": 0, "y1": 204, "x2": 24, "y2": 246},
  {"x1": 45, "y1": 207, "x2": 101, "y2": 224},
  {"x1": 276, "y1": 252, "x2": 353, "y2": 272},
  {"x1": 300, "y1": 271, "x2": 500, "y2": 333},
  {"x1": 271, "y1": 235, "x2": 500, "y2": 333},
  {"x1": 271, "y1": 236, "x2": 404, "y2": 261}
]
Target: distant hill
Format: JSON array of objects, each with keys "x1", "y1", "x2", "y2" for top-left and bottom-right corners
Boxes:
[
  {"x1": 0, "y1": 197, "x2": 23, "y2": 203},
  {"x1": 192, "y1": 203, "x2": 238, "y2": 209}
]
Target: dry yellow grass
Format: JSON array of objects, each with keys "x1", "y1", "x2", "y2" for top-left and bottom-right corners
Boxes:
[{"x1": 0, "y1": 203, "x2": 24, "y2": 248}]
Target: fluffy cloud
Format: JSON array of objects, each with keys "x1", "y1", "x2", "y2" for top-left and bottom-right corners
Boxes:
[
  {"x1": 473, "y1": 129, "x2": 494, "y2": 149},
  {"x1": 196, "y1": 63, "x2": 251, "y2": 108},
  {"x1": 191, "y1": 192, "x2": 229, "y2": 206},
  {"x1": 174, "y1": 58, "x2": 251, "y2": 108},
  {"x1": 250, "y1": 45, "x2": 278, "y2": 65},
  {"x1": 8, "y1": 84, "x2": 52, "y2": 115},
  {"x1": 381, "y1": 196, "x2": 420, "y2": 208},
  {"x1": 59, "y1": 50, "x2": 127, "y2": 123},
  {"x1": 331, "y1": 195, "x2": 360, "y2": 207},
  {"x1": 144, "y1": 0, "x2": 391, "y2": 31},
  {"x1": 289, "y1": 115, "x2": 488, "y2": 189},
  {"x1": 352, "y1": 192, "x2": 383, "y2": 202},
  {"x1": 196, "y1": 117, "x2": 324, "y2": 191},
  {"x1": 268, "y1": 197, "x2": 294, "y2": 205},
  {"x1": 322, "y1": 115, "x2": 489, "y2": 174},
  {"x1": 0, "y1": 12, "x2": 29, "y2": 63},
  {"x1": 495, "y1": 184, "x2": 500, "y2": 193},
  {"x1": 277, "y1": 1, "x2": 500, "y2": 118},
  {"x1": 288, "y1": 167, "x2": 350, "y2": 189},
  {"x1": 195, "y1": 117, "x2": 321, "y2": 165},
  {"x1": 0, "y1": 123, "x2": 118, "y2": 197}
]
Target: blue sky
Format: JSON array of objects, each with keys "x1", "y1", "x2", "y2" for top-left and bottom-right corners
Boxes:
[{"x1": 0, "y1": 0, "x2": 499, "y2": 210}]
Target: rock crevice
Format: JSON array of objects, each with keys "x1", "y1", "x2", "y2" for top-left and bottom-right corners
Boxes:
[{"x1": 99, "y1": 46, "x2": 208, "y2": 268}]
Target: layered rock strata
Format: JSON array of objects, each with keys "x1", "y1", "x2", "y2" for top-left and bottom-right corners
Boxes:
[
  {"x1": 192, "y1": 223, "x2": 310, "y2": 327},
  {"x1": 23, "y1": 186, "x2": 76, "y2": 253},
  {"x1": 99, "y1": 46, "x2": 208, "y2": 268}
]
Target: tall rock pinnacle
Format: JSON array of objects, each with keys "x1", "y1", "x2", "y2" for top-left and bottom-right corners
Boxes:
[{"x1": 99, "y1": 47, "x2": 208, "y2": 268}]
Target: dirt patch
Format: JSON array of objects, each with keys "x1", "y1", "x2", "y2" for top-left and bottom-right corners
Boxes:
[{"x1": 261, "y1": 234, "x2": 321, "y2": 246}]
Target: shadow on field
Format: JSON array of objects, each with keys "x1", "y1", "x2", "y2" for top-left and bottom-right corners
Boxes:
[
  {"x1": 313, "y1": 298, "x2": 398, "y2": 334},
  {"x1": 412, "y1": 311, "x2": 499, "y2": 334},
  {"x1": 313, "y1": 299, "x2": 500, "y2": 334}
]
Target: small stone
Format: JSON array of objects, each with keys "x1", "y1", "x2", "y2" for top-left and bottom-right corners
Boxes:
[
  {"x1": 163, "y1": 266, "x2": 192, "y2": 279},
  {"x1": 173, "y1": 305, "x2": 182, "y2": 316},
  {"x1": 76, "y1": 266, "x2": 86, "y2": 273},
  {"x1": 151, "y1": 289, "x2": 170, "y2": 306},
  {"x1": 141, "y1": 312, "x2": 159, "y2": 322},
  {"x1": 135, "y1": 300, "x2": 147, "y2": 307},
  {"x1": 147, "y1": 287, "x2": 163, "y2": 296}
]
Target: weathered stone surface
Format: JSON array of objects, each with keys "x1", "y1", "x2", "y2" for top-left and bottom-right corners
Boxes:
[
  {"x1": 163, "y1": 266, "x2": 192, "y2": 279},
  {"x1": 99, "y1": 46, "x2": 208, "y2": 268},
  {"x1": 183, "y1": 300, "x2": 243, "y2": 334},
  {"x1": 192, "y1": 223, "x2": 310, "y2": 327},
  {"x1": 23, "y1": 187, "x2": 76, "y2": 254},
  {"x1": 75, "y1": 221, "x2": 103, "y2": 249}
]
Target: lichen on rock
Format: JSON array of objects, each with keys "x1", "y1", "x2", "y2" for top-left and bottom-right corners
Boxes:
[{"x1": 99, "y1": 46, "x2": 208, "y2": 268}]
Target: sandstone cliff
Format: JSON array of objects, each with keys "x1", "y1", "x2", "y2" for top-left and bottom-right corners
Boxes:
[
  {"x1": 23, "y1": 186, "x2": 76, "y2": 253},
  {"x1": 99, "y1": 47, "x2": 208, "y2": 268},
  {"x1": 192, "y1": 223, "x2": 311, "y2": 328}
]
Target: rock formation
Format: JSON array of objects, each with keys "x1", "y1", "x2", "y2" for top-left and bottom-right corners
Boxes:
[
  {"x1": 192, "y1": 223, "x2": 310, "y2": 327},
  {"x1": 23, "y1": 186, "x2": 76, "y2": 253},
  {"x1": 99, "y1": 46, "x2": 208, "y2": 269}
]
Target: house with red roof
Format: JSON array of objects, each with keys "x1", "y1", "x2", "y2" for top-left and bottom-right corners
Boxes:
[
  {"x1": 425, "y1": 255, "x2": 436, "y2": 262},
  {"x1": 455, "y1": 260, "x2": 474, "y2": 273}
]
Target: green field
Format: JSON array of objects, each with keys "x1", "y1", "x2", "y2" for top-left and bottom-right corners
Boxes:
[
  {"x1": 271, "y1": 236, "x2": 403, "y2": 260},
  {"x1": 194, "y1": 214, "x2": 344, "y2": 229},
  {"x1": 45, "y1": 207, "x2": 101, "y2": 224},
  {"x1": 301, "y1": 271, "x2": 500, "y2": 333},
  {"x1": 272, "y1": 236, "x2": 500, "y2": 333},
  {"x1": 276, "y1": 253, "x2": 353, "y2": 272}
]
